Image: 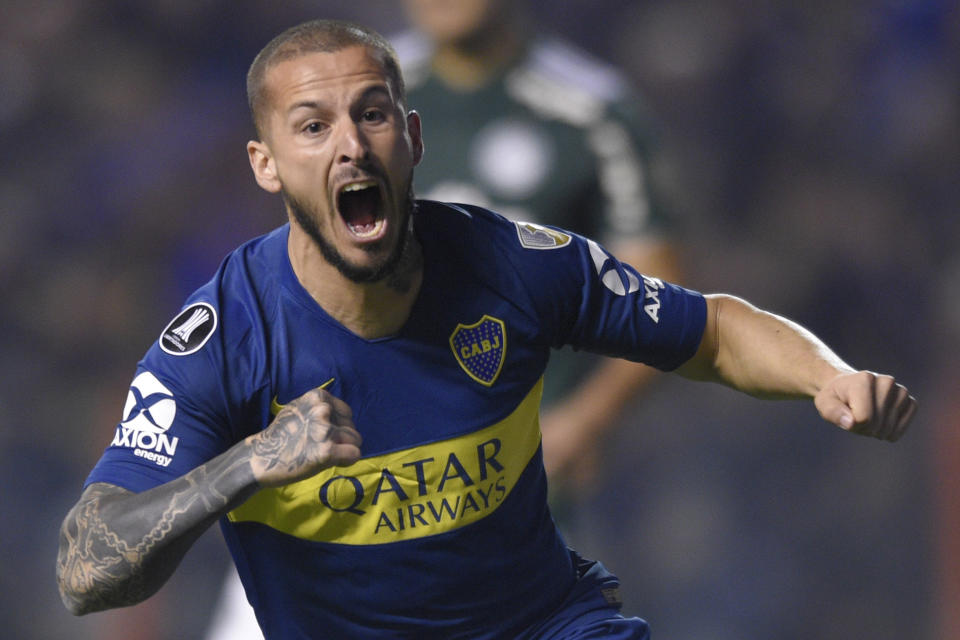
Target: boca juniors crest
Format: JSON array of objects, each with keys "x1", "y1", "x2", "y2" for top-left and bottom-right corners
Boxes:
[{"x1": 449, "y1": 315, "x2": 507, "y2": 386}]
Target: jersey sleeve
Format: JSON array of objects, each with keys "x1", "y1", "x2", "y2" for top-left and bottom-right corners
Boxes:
[
  {"x1": 491, "y1": 213, "x2": 705, "y2": 370},
  {"x1": 84, "y1": 271, "x2": 262, "y2": 493}
]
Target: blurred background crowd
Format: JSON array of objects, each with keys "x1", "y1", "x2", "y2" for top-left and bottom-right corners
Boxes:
[{"x1": 1, "y1": 1, "x2": 957, "y2": 639}]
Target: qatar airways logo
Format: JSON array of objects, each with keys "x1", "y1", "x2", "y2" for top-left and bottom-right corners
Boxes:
[{"x1": 110, "y1": 371, "x2": 179, "y2": 467}]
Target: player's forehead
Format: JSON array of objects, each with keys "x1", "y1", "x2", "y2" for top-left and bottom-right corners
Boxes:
[{"x1": 263, "y1": 46, "x2": 396, "y2": 111}]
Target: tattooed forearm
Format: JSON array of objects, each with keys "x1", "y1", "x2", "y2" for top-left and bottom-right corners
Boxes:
[
  {"x1": 252, "y1": 405, "x2": 330, "y2": 475},
  {"x1": 58, "y1": 385, "x2": 360, "y2": 615},
  {"x1": 56, "y1": 443, "x2": 259, "y2": 615}
]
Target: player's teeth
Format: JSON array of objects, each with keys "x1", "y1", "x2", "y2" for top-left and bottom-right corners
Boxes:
[
  {"x1": 350, "y1": 219, "x2": 383, "y2": 237},
  {"x1": 342, "y1": 181, "x2": 376, "y2": 192}
]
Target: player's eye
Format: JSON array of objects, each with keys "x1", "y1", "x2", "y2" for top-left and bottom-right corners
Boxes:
[
  {"x1": 361, "y1": 109, "x2": 385, "y2": 123},
  {"x1": 303, "y1": 121, "x2": 324, "y2": 135}
]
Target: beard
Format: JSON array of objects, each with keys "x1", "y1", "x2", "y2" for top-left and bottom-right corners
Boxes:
[{"x1": 283, "y1": 178, "x2": 417, "y2": 285}]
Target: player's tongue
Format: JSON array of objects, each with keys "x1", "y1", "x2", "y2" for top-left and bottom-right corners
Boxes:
[{"x1": 339, "y1": 182, "x2": 382, "y2": 237}]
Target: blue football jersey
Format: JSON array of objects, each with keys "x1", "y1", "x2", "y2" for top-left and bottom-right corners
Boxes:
[{"x1": 85, "y1": 201, "x2": 706, "y2": 638}]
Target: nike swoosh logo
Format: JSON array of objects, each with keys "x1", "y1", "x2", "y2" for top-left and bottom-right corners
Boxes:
[{"x1": 270, "y1": 377, "x2": 335, "y2": 416}]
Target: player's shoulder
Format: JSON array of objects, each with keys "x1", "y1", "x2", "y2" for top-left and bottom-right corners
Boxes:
[
  {"x1": 414, "y1": 199, "x2": 580, "y2": 277},
  {"x1": 415, "y1": 198, "x2": 503, "y2": 224},
  {"x1": 152, "y1": 226, "x2": 287, "y2": 365},
  {"x1": 415, "y1": 199, "x2": 523, "y2": 245},
  {"x1": 219, "y1": 224, "x2": 289, "y2": 305},
  {"x1": 414, "y1": 199, "x2": 585, "y2": 323},
  {"x1": 414, "y1": 200, "x2": 504, "y2": 258}
]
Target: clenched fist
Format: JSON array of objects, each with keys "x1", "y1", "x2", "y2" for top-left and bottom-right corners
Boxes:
[
  {"x1": 814, "y1": 371, "x2": 917, "y2": 442},
  {"x1": 248, "y1": 387, "x2": 363, "y2": 488}
]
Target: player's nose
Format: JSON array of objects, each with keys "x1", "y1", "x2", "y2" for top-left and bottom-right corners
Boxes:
[{"x1": 335, "y1": 119, "x2": 368, "y2": 164}]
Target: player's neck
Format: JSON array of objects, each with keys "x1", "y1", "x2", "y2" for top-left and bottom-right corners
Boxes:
[
  {"x1": 431, "y1": 25, "x2": 524, "y2": 90},
  {"x1": 288, "y1": 228, "x2": 423, "y2": 340}
]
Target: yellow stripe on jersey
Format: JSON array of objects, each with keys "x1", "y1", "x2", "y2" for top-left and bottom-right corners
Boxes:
[{"x1": 228, "y1": 378, "x2": 543, "y2": 545}]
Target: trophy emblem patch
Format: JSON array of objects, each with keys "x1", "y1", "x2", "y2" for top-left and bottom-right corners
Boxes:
[{"x1": 514, "y1": 221, "x2": 571, "y2": 249}]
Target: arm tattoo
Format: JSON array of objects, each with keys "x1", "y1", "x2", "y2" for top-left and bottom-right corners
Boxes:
[
  {"x1": 57, "y1": 443, "x2": 258, "y2": 615},
  {"x1": 251, "y1": 404, "x2": 331, "y2": 477}
]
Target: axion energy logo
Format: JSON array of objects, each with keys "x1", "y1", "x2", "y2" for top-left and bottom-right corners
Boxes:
[{"x1": 111, "y1": 371, "x2": 179, "y2": 467}]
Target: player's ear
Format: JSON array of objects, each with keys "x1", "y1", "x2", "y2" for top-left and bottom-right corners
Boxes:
[
  {"x1": 247, "y1": 140, "x2": 281, "y2": 193},
  {"x1": 406, "y1": 110, "x2": 424, "y2": 166}
]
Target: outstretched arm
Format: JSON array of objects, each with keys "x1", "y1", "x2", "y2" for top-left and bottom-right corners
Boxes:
[
  {"x1": 677, "y1": 294, "x2": 916, "y2": 441},
  {"x1": 56, "y1": 386, "x2": 362, "y2": 615}
]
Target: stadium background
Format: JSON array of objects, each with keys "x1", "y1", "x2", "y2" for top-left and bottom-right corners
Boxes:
[{"x1": 0, "y1": 1, "x2": 956, "y2": 638}]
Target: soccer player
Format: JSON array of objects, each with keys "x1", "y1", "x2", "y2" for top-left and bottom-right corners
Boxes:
[
  {"x1": 57, "y1": 19, "x2": 916, "y2": 639},
  {"x1": 208, "y1": 5, "x2": 684, "y2": 636}
]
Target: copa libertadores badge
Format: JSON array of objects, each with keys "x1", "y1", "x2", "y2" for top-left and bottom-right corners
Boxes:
[
  {"x1": 160, "y1": 302, "x2": 217, "y2": 356},
  {"x1": 449, "y1": 315, "x2": 506, "y2": 386},
  {"x1": 514, "y1": 221, "x2": 571, "y2": 249}
]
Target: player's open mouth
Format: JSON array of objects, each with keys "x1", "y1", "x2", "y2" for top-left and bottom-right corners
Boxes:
[{"x1": 337, "y1": 180, "x2": 385, "y2": 239}]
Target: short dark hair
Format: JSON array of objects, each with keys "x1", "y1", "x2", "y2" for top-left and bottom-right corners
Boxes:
[{"x1": 246, "y1": 19, "x2": 406, "y2": 138}]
